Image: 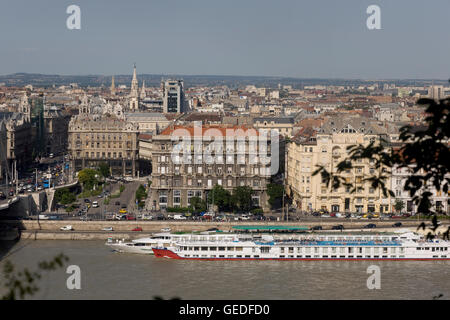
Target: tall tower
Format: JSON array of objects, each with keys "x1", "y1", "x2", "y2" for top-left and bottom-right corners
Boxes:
[
  {"x1": 111, "y1": 75, "x2": 116, "y2": 95},
  {"x1": 19, "y1": 92, "x2": 31, "y2": 122},
  {"x1": 129, "y1": 63, "x2": 139, "y2": 111},
  {"x1": 162, "y1": 79, "x2": 185, "y2": 113},
  {"x1": 140, "y1": 80, "x2": 146, "y2": 100}
]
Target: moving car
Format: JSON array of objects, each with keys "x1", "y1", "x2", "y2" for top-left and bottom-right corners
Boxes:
[
  {"x1": 310, "y1": 225, "x2": 323, "y2": 231},
  {"x1": 92, "y1": 201, "x2": 99, "y2": 208},
  {"x1": 331, "y1": 225, "x2": 344, "y2": 230},
  {"x1": 363, "y1": 223, "x2": 377, "y2": 229},
  {"x1": 392, "y1": 222, "x2": 402, "y2": 227},
  {"x1": 132, "y1": 227, "x2": 143, "y2": 232},
  {"x1": 102, "y1": 227, "x2": 113, "y2": 231},
  {"x1": 60, "y1": 225, "x2": 73, "y2": 231}
]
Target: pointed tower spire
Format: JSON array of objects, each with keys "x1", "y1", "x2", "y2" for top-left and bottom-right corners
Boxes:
[
  {"x1": 140, "y1": 80, "x2": 146, "y2": 100},
  {"x1": 130, "y1": 63, "x2": 139, "y2": 97},
  {"x1": 129, "y1": 63, "x2": 140, "y2": 110},
  {"x1": 111, "y1": 75, "x2": 115, "y2": 95}
]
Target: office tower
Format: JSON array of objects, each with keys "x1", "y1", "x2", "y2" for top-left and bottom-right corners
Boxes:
[{"x1": 162, "y1": 79, "x2": 185, "y2": 113}]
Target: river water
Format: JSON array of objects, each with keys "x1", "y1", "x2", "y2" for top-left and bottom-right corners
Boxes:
[{"x1": 0, "y1": 240, "x2": 449, "y2": 300}]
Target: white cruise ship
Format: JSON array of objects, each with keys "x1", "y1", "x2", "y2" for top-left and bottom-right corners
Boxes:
[
  {"x1": 152, "y1": 232, "x2": 450, "y2": 260},
  {"x1": 106, "y1": 233, "x2": 186, "y2": 254}
]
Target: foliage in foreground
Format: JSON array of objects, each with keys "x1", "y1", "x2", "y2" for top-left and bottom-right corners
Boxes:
[
  {"x1": 1, "y1": 254, "x2": 69, "y2": 300},
  {"x1": 313, "y1": 95, "x2": 450, "y2": 240}
]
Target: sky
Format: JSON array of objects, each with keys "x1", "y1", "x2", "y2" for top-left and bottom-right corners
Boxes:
[{"x1": 0, "y1": 0, "x2": 449, "y2": 79}]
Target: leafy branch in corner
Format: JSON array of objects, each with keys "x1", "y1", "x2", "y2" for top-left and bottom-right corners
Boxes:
[{"x1": 1, "y1": 253, "x2": 69, "y2": 300}]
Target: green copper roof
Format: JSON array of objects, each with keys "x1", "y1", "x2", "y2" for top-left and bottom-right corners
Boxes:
[{"x1": 232, "y1": 226, "x2": 309, "y2": 231}]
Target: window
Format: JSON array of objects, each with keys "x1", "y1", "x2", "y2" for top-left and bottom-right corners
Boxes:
[{"x1": 173, "y1": 190, "x2": 181, "y2": 205}]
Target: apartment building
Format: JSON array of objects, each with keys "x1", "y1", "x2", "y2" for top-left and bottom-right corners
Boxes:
[
  {"x1": 43, "y1": 106, "x2": 71, "y2": 155},
  {"x1": 391, "y1": 164, "x2": 450, "y2": 215},
  {"x1": 0, "y1": 93, "x2": 33, "y2": 170},
  {"x1": 68, "y1": 114, "x2": 139, "y2": 176},
  {"x1": 125, "y1": 112, "x2": 172, "y2": 135},
  {"x1": 253, "y1": 116, "x2": 295, "y2": 137},
  {"x1": 149, "y1": 124, "x2": 283, "y2": 211},
  {"x1": 287, "y1": 116, "x2": 393, "y2": 214}
]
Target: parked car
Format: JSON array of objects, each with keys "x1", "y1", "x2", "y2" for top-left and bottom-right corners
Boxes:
[
  {"x1": 392, "y1": 222, "x2": 402, "y2": 228},
  {"x1": 363, "y1": 223, "x2": 377, "y2": 229},
  {"x1": 331, "y1": 225, "x2": 344, "y2": 230},
  {"x1": 48, "y1": 215, "x2": 62, "y2": 220},
  {"x1": 126, "y1": 215, "x2": 136, "y2": 220},
  {"x1": 173, "y1": 214, "x2": 187, "y2": 220},
  {"x1": 60, "y1": 225, "x2": 73, "y2": 231},
  {"x1": 310, "y1": 225, "x2": 323, "y2": 231},
  {"x1": 132, "y1": 227, "x2": 143, "y2": 232}
]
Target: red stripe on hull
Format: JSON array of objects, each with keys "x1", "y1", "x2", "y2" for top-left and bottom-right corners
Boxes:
[{"x1": 151, "y1": 249, "x2": 450, "y2": 261}]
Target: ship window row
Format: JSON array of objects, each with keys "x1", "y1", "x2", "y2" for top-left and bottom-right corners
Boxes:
[
  {"x1": 181, "y1": 254, "x2": 411, "y2": 259},
  {"x1": 279, "y1": 247, "x2": 404, "y2": 254},
  {"x1": 417, "y1": 247, "x2": 447, "y2": 251},
  {"x1": 182, "y1": 246, "x2": 243, "y2": 251},
  {"x1": 180, "y1": 246, "x2": 405, "y2": 254}
]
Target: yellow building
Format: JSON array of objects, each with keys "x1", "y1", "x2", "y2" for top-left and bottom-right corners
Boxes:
[{"x1": 286, "y1": 116, "x2": 393, "y2": 214}]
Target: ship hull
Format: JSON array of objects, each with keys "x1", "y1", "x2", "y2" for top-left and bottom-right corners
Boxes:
[{"x1": 152, "y1": 248, "x2": 450, "y2": 261}]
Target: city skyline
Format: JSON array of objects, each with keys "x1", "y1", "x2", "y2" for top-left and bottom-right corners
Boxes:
[{"x1": 1, "y1": 0, "x2": 449, "y2": 79}]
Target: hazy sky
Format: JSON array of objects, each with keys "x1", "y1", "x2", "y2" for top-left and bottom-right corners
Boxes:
[{"x1": 1, "y1": 0, "x2": 449, "y2": 79}]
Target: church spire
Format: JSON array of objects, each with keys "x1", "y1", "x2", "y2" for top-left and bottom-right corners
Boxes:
[
  {"x1": 129, "y1": 63, "x2": 139, "y2": 111},
  {"x1": 140, "y1": 80, "x2": 146, "y2": 100},
  {"x1": 111, "y1": 75, "x2": 115, "y2": 95},
  {"x1": 131, "y1": 63, "x2": 138, "y2": 96}
]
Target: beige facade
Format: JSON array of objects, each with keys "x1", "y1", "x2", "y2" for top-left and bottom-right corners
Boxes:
[
  {"x1": 149, "y1": 125, "x2": 280, "y2": 211},
  {"x1": 68, "y1": 114, "x2": 139, "y2": 177},
  {"x1": 0, "y1": 94, "x2": 33, "y2": 170},
  {"x1": 287, "y1": 116, "x2": 393, "y2": 214},
  {"x1": 125, "y1": 112, "x2": 171, "y2": 135},
  {"x1": 253, "y1": 116, "x2": 295, "y2": 137}
]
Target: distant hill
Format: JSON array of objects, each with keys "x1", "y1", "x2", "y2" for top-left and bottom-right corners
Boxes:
[{"x1": 0, "y1": 73, "x2": 446, "y2": 89}]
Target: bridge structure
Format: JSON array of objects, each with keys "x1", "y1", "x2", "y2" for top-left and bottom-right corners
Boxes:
[{"x1": 0, "y1": 180, "x2": 79, "y2": 216}]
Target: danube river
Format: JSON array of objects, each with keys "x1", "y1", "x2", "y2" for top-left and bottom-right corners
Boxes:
[{"x1": 0, "y1": 240, "x2": 449, "y2": 300}]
